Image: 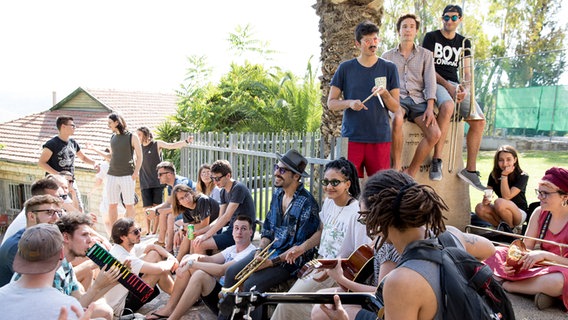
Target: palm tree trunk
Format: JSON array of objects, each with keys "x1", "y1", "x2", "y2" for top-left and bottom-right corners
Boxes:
[{"x1": 315, "y1": 0, "x2": 384, "y2": 157}]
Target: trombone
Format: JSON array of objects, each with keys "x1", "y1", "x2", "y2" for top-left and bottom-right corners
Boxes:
[
  {"x1": 220, "y1": 238, "x2": 277, "y2": 294},
  {"x1": 447, "y1": 37, "x2": 484, "y2": 173}
]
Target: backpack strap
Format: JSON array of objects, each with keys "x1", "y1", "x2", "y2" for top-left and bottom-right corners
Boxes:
[
  {"x1": 398, "y1": 239, "x2": 443, "y2": 266},
  {"x1": 437, "y1": 231, "x2": 458, "y2": 248}
]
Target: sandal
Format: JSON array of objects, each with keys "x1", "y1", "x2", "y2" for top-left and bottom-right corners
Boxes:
[{"x1": 146, "y1": 311, "x2": 169, "y2": 320}]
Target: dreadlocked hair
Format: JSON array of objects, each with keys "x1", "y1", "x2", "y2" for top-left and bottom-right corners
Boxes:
[{"x1": 362, "y1": 170, "x2": 448, "y2": 248}]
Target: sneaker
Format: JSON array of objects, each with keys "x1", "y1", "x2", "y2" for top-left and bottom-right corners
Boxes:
[
  {"x1": 534, "y1": 292, "x2": 556, "y2": 310},
  {"x1": 497, "y1": 221, "x2": 513, "y2": 234},
  {"x1": 429, "y1": 158, "x2": 443, "y2": 181},
  {"x1": 458, "y1": 169, "x2": 486, "y2": 191}
]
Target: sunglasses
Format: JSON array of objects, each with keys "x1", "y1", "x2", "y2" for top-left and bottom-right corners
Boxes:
[
  {"x1": 274, "y1": 164, "x2": 291, "y2": 175},
  {"x1": 32, "y1": 209, "x2": 63, "y2": 217},
  {"x1": 443, "y1": 15, "x2": 460, "y2": 22},
  {"x1": 210, "y1": 174, "x2": 226, "y2": 182},
  {"x1": 321, "y1": 179, "x2": 347, "y2": 187},
  {"x1": 129, "y1": 228, "x2": 142, "y2": 236},
  {"x1": 59, "y1": 194, "x2": 68, "y2": 200}
]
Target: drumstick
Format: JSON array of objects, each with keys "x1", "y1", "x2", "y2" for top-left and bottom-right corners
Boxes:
[
  {"x1": 361, "y1": 92, "x2": 375, "y2": 104},
  {"x1": 361, "y1": 89, "x2": 385, "y2": 108}
]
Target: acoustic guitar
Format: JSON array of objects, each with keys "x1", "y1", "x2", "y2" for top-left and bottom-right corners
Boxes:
[
  {"x1": 297, "y1": 243, "x2": 375, "y2": 286},
  {"x1": 218, "y1": 290, "x2": 383, "y2": 320}
]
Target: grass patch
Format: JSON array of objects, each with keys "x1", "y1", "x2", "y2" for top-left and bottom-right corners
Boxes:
[{"x1": 469, "y1": 150, "x2": 568, "y2": 208}]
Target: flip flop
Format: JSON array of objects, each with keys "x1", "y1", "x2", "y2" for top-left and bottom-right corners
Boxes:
[{"x1": 146, "y1": 312, "x2": 169, "y2": 320}]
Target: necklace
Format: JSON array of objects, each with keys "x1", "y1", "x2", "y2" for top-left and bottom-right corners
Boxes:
[{"x1": 330, "y1": 197, "x2": 353, "y2": 225}]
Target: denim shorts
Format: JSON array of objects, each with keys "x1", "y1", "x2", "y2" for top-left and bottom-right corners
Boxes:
[{"x1": 436, "y1": 82, "x2": 484, "y2": 119}]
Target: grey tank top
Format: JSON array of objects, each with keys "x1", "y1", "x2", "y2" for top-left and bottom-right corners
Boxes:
[{"x1": 108, "y1": 132, "x2": 134, "y2": 176}]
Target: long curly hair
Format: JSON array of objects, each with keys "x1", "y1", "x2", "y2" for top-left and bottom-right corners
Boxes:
[{"x1": 362, "y1": 170, "x2": 448, "y2": 249}]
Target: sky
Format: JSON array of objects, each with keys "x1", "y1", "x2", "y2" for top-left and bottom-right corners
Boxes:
[{"x1": 0, "y1": 0, "x2": 321, "y2": 123}]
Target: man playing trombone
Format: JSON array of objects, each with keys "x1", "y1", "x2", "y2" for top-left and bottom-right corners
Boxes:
[
  {"x1": 422, "y1": 4, "x2": 486, "y2": 190},
  {"x1": 223, "y1": 149, "x2": 321, "y2": 320}
]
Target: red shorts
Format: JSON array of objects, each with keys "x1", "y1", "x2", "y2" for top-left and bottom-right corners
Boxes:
[{"x1": 348, "y1": 141, "x2": 391, "y2": 178}]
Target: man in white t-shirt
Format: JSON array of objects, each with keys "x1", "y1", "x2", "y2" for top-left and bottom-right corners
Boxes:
[
  {"x1": 104, "y1": 218, "x2": 177, "y2": 317},
  {"x1": 0, "y1": 224, "x2": 84, "y2": 319},
  {"x1": 146, "y1": 215, "x2": 256, "y2": 320}
]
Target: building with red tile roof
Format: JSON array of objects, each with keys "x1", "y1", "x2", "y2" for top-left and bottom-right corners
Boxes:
[{"x1": 0, "y1": 87, "x2": 179, "y2": 234}]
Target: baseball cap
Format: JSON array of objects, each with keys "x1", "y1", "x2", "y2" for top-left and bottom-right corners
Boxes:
[{"x1": 13, "y1": 223, "x2": 63, "y2": 274}]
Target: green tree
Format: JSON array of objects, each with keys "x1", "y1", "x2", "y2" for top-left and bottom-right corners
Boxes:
[{"x1": 156, "y1": 24, "x2": 322, "y2": 166}]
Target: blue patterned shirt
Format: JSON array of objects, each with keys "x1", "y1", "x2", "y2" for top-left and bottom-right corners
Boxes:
[
  {"x1": 261, "y1": 183, "x2": 320, "y2": 273},
  {"x1": 12, "y1": 257, "x2": 79, "y2": 296}
]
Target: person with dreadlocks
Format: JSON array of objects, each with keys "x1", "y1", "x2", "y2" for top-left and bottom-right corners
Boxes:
[
  {"x1": 271, "y1": 158, "x2": 371, "y2": 320},
  {"x1": 317, "y1": 170, "x2": 494, "y2": 320}
]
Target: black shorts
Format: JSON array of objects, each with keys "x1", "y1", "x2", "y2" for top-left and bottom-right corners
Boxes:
[
  {"x1": 202, "y1": 281, "x2": 222, "y2": 315},
  {"x1": 141, "y1": 187, "x2": 164, "y2": 207},
  {"x1": 213, "y1": 231, "x2": 235, "y2": 251},
  {"x1": 123, "y1": 285, "x2": 160, "y2": 314}
]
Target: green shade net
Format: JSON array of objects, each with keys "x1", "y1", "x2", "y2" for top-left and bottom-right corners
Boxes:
[{"x1": 496, "y1": 85, "x2": 568, "y2": 131}]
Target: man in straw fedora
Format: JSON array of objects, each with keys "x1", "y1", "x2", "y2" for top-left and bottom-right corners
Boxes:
[{"x1": 222, "y1": 149, "x2": 321, "y2": 320}]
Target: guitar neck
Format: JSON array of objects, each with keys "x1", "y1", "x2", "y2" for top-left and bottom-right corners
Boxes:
[
  {"x1": 218, "y1": 291, "x2": 383, "y2": 318},
  {"x1": 259, "y1": 292, "x2": 382, "y2": 311}
]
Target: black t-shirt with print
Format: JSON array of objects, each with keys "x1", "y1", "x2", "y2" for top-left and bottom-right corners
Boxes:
[{"x1": 422, "y1": 30, "x2": 471, "y2": 83}]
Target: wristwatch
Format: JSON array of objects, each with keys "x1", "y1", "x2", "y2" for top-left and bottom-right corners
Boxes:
[{"x1": 271, "y1": 256, "x2": 282, "y2": 266}]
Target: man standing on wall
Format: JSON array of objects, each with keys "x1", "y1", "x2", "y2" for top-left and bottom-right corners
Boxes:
[{"x1": 328, "y1": 20, "x2": 400, "y2": 178}]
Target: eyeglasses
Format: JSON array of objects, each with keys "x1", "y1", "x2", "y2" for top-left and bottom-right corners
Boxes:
[
  {"x1": 129, "y1": 228, "x2": 142, "y2": 236},
  {"x1": 361, "y1": 37, "x2": 379, "y2": 45},
  {"x1": 210, "y1": 174, "x2": 226, "y2": 182},
  {"x1": 443, "y1": 15, "x2": 460, "y2": 22},
  {"x1": 273, "y1": 164, "x2": 290, "y2": 175},
  {"x1": 67, "y1": 179, "x2": 75, "y2": 184},
  {"x1": 158, "y1": 171, "x2": 172, "y2": 177},
  {"x1": 357, "y1": 210, "x2": 370, "y2": 225},
  {"x1": 321, "y1": 179, "x2": 348, "y2": 187},
  {"x1": 32, "y1": 209, "x2": 63, "y2": 217},
  {"x1": 535, "y1": 189, "x2": 562, "y2": 199}
]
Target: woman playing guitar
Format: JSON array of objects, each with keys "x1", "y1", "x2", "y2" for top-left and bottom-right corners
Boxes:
[{"x1": 271, "y1": 158, "x2": 372, "y2": 320}]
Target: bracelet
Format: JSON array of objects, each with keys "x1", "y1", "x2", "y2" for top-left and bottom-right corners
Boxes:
[
  {"x1": 155, "y1": 208, "x2": 160, "y2": 216},
  {"x1": 185, "y1": 138, "x2": 190, "y2": 144},
  {"x1": 500, "y1": 175, "x2": 508, "y2": 180}
]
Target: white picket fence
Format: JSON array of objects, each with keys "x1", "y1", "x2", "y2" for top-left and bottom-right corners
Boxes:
[{"x1": 179, "y1": 132, "x2": 348, "y2": 221}]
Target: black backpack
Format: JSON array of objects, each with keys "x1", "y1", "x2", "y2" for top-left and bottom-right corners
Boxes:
[{"x1": 397, "y1": 233, "x2": 516, "y2": 320}]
